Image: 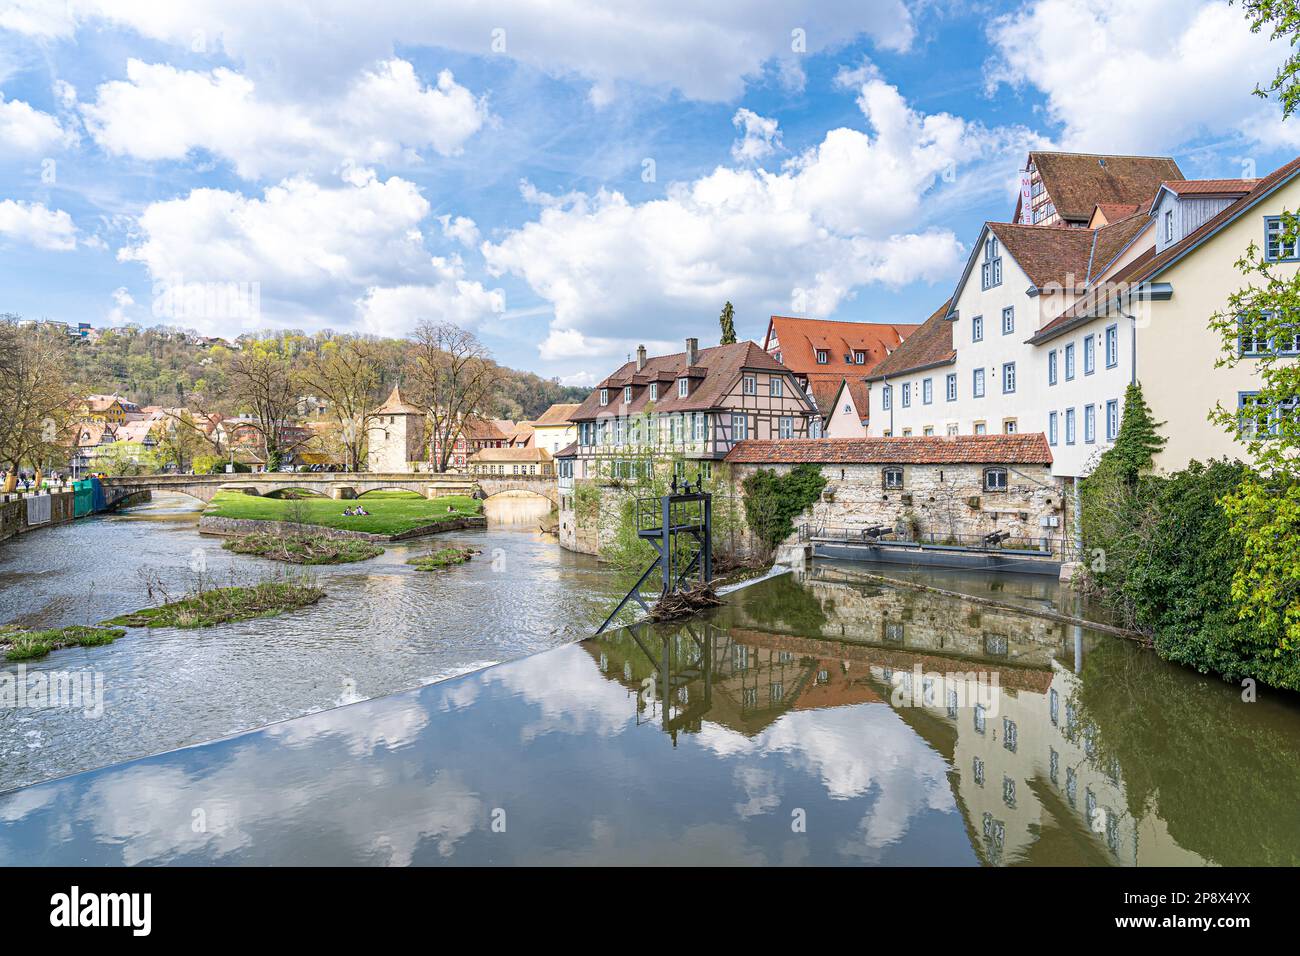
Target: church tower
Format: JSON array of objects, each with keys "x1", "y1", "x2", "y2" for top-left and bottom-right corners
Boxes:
[{"x1": 367, "y1": 386, "x2": 426, "y2": 472}]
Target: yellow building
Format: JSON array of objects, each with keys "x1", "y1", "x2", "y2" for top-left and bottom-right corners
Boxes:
[
  {"x1": 468, "y1": 445, "x2": 554, "y2": 476},
  {"x1": 527, "y1": 403, "x2": 578, "y2": 456}
]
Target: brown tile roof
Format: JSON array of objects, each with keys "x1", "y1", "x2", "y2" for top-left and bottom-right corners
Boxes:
[
  {"x1": 532, "y1": 403, "x2": 579, "y2": 426},
  {"x1": 1032, "y1": 156, "x2": 1300, "y2": 344},
  {"x1": 723, "y1": 433, "x2": 1053, "y2": 465},
  {"x1": 764, "y1": 316, "x2": 919, "y2": 376},
  {"x1": 570, "y1": 341, "x2": 806, "y2": 420},
  {"x1": 1017, "y1": 151, "x2": 1183, "y2": 223},
  {"x1": 555, "y1": 441, "x2": 578, "y2": 458},
  {"x1": 1161, "y1": 178, "x2": 1258, "y2": 196},
  {"x1": 1091, "y1": 202, "x2": 1140, "y2": 225},
  {"x1": 865, "y1": 300, "x2": 954, "y2": 381},
  {"x1": 804, "y1": 374, "x2": 871, "y2": 422},
  {"x1": 986, "y1": 221, "x2": 1097, "y2": 290},
  {"x1": 462, "y1": 417, "x2": 511, "y2": 441},
  {"x1": 469, "y1": 446, "x2": 553, "y2": 464},
  {"x1": 374, "y1": 385, "x2": 423, "y2": 415}
]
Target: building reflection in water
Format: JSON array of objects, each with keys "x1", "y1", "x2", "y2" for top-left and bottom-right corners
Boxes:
[{"x1": 584, "y1": 568, "x2": 1207, "y2": 866}]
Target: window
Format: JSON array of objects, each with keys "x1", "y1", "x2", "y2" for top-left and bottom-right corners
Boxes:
[
  {"x1": 731, "y1": 412, "x2": 748, "y2": 441},
  {"x1": 1002, "y1": 362, "x2": 1016, "y2": 394},
  {"x1": 945, "y1": 373, "x2": 957, "y2": 402},
  {"x1": 974, "y1": 421, "x2": 987, "y2": 435},
  {"x1": 981, "y1": 236, "x2": 1002, "y2": 290},
  {"x1": 972, "y1": 314, "x2": 984, "y2": 342},
  {"x1": 1065, "y1": 407, "x2": 1077, "y2": 444},
  {"x1": 1049, "y1": 411, "x2": 1058, "y2": 445},
  {"x1": 1239, "y1": 391, "x2": 1300, "y2": 436},
  {"x1": 922, "y1": 378, "x2": 933, "y2": 404},
  {"x1": 816, "y1": 349, "x2": 828, "y2": 364},
  {"x1": 1239, "y1": 314, "x2": 1300, "y2": 356},
  {"x1": 1003, "y1": 419, "x2": 1017, "y2": 434},
  {"x1": 1105, "y1": 324, "x2": 1118, "y2": 368},
  {"x1": 1002, "y1": 306, "x2": 1014, "y2": 335},
  {"x1": 1106, "y1": 399, "x2": 1119, "y2": 440},
  {"x1": 779, "y1": 416, "x2": 793, "y2": 439},
  {"x1": 694, "y1": 412, "x2": 708, "y2": 441},
  {"x1": 1265, "y1": 216, "x2": 1300, "y2": 262},
  {"x1": 1003, "y1": 718, "x2": 1018, "y2": 753},
  {"x1": 742, "y1": 374, "x2": 756, "y2": 395},
  {"x1": 649, "y1": 383, "x2": 658, "y2": 401},
  {"x1": 974, "y1": 704, "x2": 987, "y2": 734},
  {"x1": 1084, "y1": 404, "x2": 1096, "y2": 443},
  {"x1": 882, "y1": 466, "x2": 904, "y2": 490},
  {"x1": 902, "y1": 428, "x2": 912, "y2": 436},
  {"x1": 973, "y1": 756, "x2": 985, "y2": 786},
  {"x1": 984, "y1": 467, "x2": 1008, "y2": 492},
  {"x1": 599, "y1": 388, "x2": 609, "y2": 406},
  {"x1": 882, "y1": 384, "x2": 892, "y2": 410},
  {"x1": 809, "y1": 417, "x2": 822, "y2": 438},
  {"x1": 946, "y1": 423, "x2": 958, "y2": 436},
  {"x1": 1084, "y1": 335, "x2": 1095, "y2": 375},
  {"x1": 923, "y1": 426, "x2": 934, "y2": 436},
  {"x1": 769, "y1": 377, "x2": 783, "y2": 397},
  {"x1": 1048, "y1": 349, "x2": 1058, "y2": 385},
  {"x1": 623, "y1": 385, "x2": 632, "y2": 403},
  {"x1": 1064, "y1": 342, "x2": 1076, "y2": 380},
  {"x1": 1164, "y1": 208, "x2": 1174, "y2": 243},
  {"x1": 973, "y1": 368, "x2": 986, "y2": 398},
  {"x1": 854, "y1": 350, "x2": 866, "y2": 364},
  {"x1": 677, "y1": 377, "x2": 689, "y2": 397},
  {"x1": 901, "y1": 382, "x2": 912, "y2": 407}
]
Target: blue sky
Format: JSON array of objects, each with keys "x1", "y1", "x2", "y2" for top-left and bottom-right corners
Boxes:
[{"x1": 1, "y1": 0, "x2": 1297, "y2": 385}]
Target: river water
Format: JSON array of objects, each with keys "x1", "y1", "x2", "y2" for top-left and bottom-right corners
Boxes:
[
  {"x1": 4, "y1": 495, "x2": 1300, "y2": 865},
  {"x1": 0, "y1": 492, "x2": 617, "y2": 792}
]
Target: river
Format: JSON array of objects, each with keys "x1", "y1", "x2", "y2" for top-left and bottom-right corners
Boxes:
[{"x1": 0, "y1": 492, "x2": 617, "y2": 793}]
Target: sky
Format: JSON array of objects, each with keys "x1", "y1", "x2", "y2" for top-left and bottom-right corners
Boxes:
[{"x1": 2, "y1": 0, "x2": 1299, "y2": 386}]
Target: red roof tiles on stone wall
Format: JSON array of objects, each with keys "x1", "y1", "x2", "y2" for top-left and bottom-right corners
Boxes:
[{"x1": 722, "y1": 433, "x2": 1053, "y2": 465}]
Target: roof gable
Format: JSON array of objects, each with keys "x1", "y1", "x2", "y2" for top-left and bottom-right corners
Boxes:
[
  {"x1": 1018, "y1": 152, "x2": 1183, "y2": 223},
  {"x1": 865, "y1": 300, "x2": 954, "y2": 380}
]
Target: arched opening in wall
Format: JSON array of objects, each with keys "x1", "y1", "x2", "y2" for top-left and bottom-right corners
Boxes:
[
  {"x1": 482, "y1": 489, "x2": 554, "y2": 527},
  {"x1": 355, "y1": 488, "x2": 423, "y2": 500},
  {"x1": 262, "y1": 487, "x2": 329, "y2": 500}
]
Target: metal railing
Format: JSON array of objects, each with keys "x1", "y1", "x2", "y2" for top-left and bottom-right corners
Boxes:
[{"x1": 804, "y1": 524, "x2": 1062, "y2": 557}]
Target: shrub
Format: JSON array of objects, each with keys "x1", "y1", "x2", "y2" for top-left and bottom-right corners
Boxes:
[{"x1": 741, "y1": 463, "x2": 827, "y2": 553}]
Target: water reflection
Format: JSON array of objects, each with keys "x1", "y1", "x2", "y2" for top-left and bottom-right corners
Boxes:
[{"x1": 2, "y1": 567, "x2": 1299, "y2": 865}]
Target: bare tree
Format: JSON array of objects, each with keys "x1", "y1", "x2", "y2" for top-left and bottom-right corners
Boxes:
[
  {"x1": 0, "y1": 320, "x2": 76, "y2": 489},
  {"x1": 223, "y1": 347, "x2": 307, "y2": 469},
  {"x1": 404, "y1": 321, "x2": 503, "y2": 473},
  {"x1": 298, "y1": 337, "x2": 381, "y2": 471}
]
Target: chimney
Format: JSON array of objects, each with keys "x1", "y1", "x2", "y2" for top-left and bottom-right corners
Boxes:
[
  {"x1": 636, "y1": 344, "x2": 647, "y2": 371},
  {"x1": 685, "y1": 337, "x2": 698, "y2": 367}
]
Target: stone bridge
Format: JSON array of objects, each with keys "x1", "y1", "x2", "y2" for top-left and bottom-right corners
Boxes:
[{"x1": 103, "y1": 472, "x2": 558, "y2": 505}]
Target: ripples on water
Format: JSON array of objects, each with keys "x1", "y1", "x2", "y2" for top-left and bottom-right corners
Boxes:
[{"x1": 0, "y1": 493, "x2": 618, "y2": 792}]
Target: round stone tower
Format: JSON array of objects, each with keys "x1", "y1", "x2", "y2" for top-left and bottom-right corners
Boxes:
[{"x1": 367, "y1": 385, "x2": 426, "y2": 472}]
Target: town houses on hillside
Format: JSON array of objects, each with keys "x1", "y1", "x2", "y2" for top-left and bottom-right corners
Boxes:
[{"x1": 762, "y1": 315, "x2": 919, "y2": 437}]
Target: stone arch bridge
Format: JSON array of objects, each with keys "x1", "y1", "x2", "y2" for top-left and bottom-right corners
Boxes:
[{"x1": 102, "y1": 472, "x2": 559, "y2": 506}]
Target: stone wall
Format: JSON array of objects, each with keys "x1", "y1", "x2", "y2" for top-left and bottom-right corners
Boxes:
[{"x1": 0, "y1": 491, "x2": 77, "y2": 544}]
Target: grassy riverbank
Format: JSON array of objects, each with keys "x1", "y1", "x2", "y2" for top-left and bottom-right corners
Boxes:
[
  {"x1": 204, "y1": 489, "x2": 482, "y2": 536},
  {"x1": 223, "y1": 531, "x2": 384, "y2": 564},
  {"x1": 407, "y1": 547, "x2": 477, "y2": 571},
  {"x1": 105, "y1": 579, "x2": 325, "y2": 629},
  {"x1": 1, "y1": 625, "x2": 127, "y2": 661}
]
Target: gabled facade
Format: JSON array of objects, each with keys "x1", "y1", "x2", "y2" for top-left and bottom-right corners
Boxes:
[{"x1": 1012, "y1": 151, "x2": 1183, "y2": 227}]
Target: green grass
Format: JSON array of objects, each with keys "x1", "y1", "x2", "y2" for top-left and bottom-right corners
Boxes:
[
  {"x1": 407, "y1": 547, "x2": 477, "y2": 571},
  {"x1": 104, "y1": 580, "x2": 325, "y2": 629},
  {"x1": 1, "y1": 625, "x2": 128, "y2": 661},
  {"x1": 222, "y1": 532, "x2": 384, "y2": 565},
  {"x1": 205, "y1": 490, "x2": 482, "y2": 536}
]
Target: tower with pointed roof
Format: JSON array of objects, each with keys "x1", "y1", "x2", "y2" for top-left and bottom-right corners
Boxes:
[{"x1": 367, "y1": 385, "x2": 426, "y2": 472}]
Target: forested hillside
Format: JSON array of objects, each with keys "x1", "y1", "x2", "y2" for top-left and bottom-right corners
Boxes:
[{"x1": 62, "y1": 326, "x2": 586, "y2": 420}]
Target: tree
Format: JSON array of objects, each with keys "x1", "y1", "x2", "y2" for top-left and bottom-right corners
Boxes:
[
  {"x1": 719, "y1": 301, "x2": 737, "y2": 344},
  {"x1": 95, "y1": 441, "x2": 163, "y2": 477},
  {"x1": 223, "y1": 344, "x2": 306, "y2": 468},
  {"x1": 1239, "y1": 0, "x2": 1300, "y2": 120},
  {"x1": 0, "y1": 319, "x2": 76, "y2": 490},
  {"x1": 1208, "y1": 213, "x2": 1300, "y2": 653},
  {"x1": 404, "y1": 321, "x2": 504, "y2": 472},
  {"x1": 1105, "y1": 382, "x2": 1167, "y2": 485},
  {"x1": 298, "y1": 337, "x2": 381, "y2": 471},
  {"x1": 154, "y1": 411, "x2": 210, "y2": 472}
]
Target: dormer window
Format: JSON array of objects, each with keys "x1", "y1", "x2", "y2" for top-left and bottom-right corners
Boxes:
[
  {"x1": 623, "y1": 385, "x2": 632, "y2": 403},
  {"x1": 599, "y1": 388, "x2": 609, "y2": 406},
  {"x1": 649, "y1": 383, "x2": 658, "y2": 401},
  {"x1": 854, "y1": 351, "x2": 866, "y2": 364},
  {"x1": 773, "y1": 351, "x2": 782, "y2": 364},
  {"x1": 1164, "y1": 209, "x2": 1175, "y2": 244},
  {"x1": 816, "y1": 349, "x2": 828, "y2": 364},
  {"x1": 677, "y1": 377, "x2": 689, "y2": 397}
]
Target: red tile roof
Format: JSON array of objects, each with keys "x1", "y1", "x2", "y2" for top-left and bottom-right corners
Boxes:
[
  {"x1": 1015, "y1": 151, "x2": 1183, "y2": 223},
  {"x1": 570, "y1": 341, "x2": 805, "y2": 420},
  {"x1": 763, "y1": 316, "x2": 918, "y2": 376},
  {"x1": 531, "y1": 403, "x2": 579, "y2": 426},
  {"x1": 1160, "y1": 178, "x2": 1258, "y2": 196},
  {"x1": 865, "y1": 300, "x2": 954, "y2": 381},
  {"x1": 987, "y1": 221, "x2": 1097, "y2": 290},
  {"x1": 723, "y1": 433, "x2": 1053, "y2": 465},
  {"x1": 1032, "y1": 156, "x2": 1300, "y2": 344},
  {"x1": 374, "y1": 385, "x2": 423, "y2": 415}
]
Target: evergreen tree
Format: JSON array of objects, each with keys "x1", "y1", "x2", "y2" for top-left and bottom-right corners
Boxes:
[
  {"x1": 1107, "y1": 381, "x2": 1167, "y2": 484},
  {"x1": 719, "y1": 301, "x2": 737, "y2": 344}
]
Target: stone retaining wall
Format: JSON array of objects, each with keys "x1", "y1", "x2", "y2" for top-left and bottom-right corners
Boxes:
[{"x1": 198, "y1": 514, "x2": 487, "y2": 542}]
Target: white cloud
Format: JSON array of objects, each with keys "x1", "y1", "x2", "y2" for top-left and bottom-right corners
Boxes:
[
  {"x1": 986, "y1": 0, "x2": 1298, "y2": 153},
  {"x1": 0, "y1": 198, "x2": 77, "y2": 250},
  {"x1": 437, "y1": 214, "x2": 481, "y2": 248},
  {"x1": 107, "y1": 286, "x2": 133, "y2": 323},
  {"x1": 731, "y1": 108, "x2": 782, "y2": 164},
  {"x1": 81, "y1": 58, "x2": 487, "y2": 179},
  {"x1": 0, "y1": 92, "x2": 73, "y2": 154},
  {"x1": 484, "y1": 75, "x2": 1034, "y2": 360},
  {"x1": 357, "y1": 255, "x2": 506, "y2": 337},
  {"x1": 13, "y1": 0, "x2": 916, "y2": 103}
]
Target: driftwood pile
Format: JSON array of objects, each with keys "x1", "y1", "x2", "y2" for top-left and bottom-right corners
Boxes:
[{"x1": 650, "y1": 583, "x2": 724, "y2": 622}]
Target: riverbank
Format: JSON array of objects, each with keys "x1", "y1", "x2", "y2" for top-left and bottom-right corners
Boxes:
[
  {"x1": 201, "y1": 490, "x2": 485, "y2": 541},
  {"x1": 223, "y1": 531, "x2": 385, "y2": 564},
  {"x1": 1, "y1": 624, "x2": 127, "y2": 661},
  {"x1": 105, "y1": 579, "x2": 325, "y2": 629}
]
